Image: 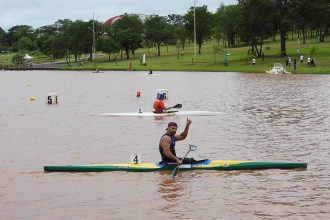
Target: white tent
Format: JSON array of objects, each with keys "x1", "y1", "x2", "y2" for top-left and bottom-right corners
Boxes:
[
  {"x1": 23, "y1": 54, "x2": 33, "y2": 59},
  {"x1": 23, "y1": 54, "x2": 33, "y2": 65}
]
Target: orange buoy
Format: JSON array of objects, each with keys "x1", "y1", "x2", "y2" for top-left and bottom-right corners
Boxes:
[{"x1": 136, "y1": 91, "x2": 141, "y2": 97}]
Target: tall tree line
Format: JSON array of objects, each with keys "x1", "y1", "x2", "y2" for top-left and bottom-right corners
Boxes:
[{"x1": 0, "y1": 0, "x2": 328, "y2": 62}]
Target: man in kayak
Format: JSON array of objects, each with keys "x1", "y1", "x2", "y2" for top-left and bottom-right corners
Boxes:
[
  {"x1": 153, "y1": 93, "x2": 168, "y2": 113},
  {"x1": 159, "y1": 119, "x2": 195, "y2": 164}
]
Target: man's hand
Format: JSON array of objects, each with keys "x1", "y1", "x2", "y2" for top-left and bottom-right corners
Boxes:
[
  {"x1": 186, "y1": 117, "x2": 192, "y2": 126},
  {"x1": 175, "y1": 118, "x2": 192, "y2": 141},
  {"x1": 176, "y1": 158, "x2": 182, "y2": 164}
]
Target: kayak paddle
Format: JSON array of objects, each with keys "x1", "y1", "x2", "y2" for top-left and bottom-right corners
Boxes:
[
  {"x1": 168, "y1": 104, "x2": 182, "y2": 110},
  {"x1": 171, "y1": 144, "x2": 197, "y2": 179}
]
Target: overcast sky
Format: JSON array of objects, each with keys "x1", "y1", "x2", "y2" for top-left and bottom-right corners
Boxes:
[{"x1": 1, "y1": 0, "x2": 237, "y2": 31}]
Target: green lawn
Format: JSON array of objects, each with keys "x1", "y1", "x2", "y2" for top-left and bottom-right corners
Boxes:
[
  {"x1": 1, "y1": 35, "x2": 329, "y2": 74},
  {"x1": 65, "y1": 36, "x2": 330, "y2": 74},
  {"x1": 0, "y1": 51, "x2": 55, "y2": 66}
]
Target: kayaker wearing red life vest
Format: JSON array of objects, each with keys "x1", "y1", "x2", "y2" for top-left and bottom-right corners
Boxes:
[
  {"x1": 153, "y1": 93, "x2": 168, "y2": 113},
  {"x1": 159, "y1": 119, "x2": 195, "y2": 164}
]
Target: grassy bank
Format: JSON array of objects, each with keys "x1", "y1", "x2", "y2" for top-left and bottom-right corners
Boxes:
[
  {"x1": 0, "y1": 52, "x2": 55, "y2": 66},
  {"x1": 65, "y1": 36, "x2": 330, "y2": 74},
  {"x1": 1, "y1": 36, "x2": 329, "y2": 73}
]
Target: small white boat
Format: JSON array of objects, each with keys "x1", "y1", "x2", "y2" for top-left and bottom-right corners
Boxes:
[
  {"x1": 266, "y1": 63, "x2": 290, "y2": 74},
  {"x1": 98, "y1": 110, "x2": 222, "y2": 117}
]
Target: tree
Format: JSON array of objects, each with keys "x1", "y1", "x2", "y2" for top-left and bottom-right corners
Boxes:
[
  {"x1": 11, "y1": 52, "x2": 24, "y2": 65},
  {"x1": 144, "y1": 15, "x2": 174, "y2": 56},
  {"x1": 42, "y1": 35, "x2": 66, "y2": 60},
  {"x1": 168, "y1": 14, "x2": 187, "y2": 50},
  {"x1": 274, "y1": 0, "x2": 294, "y2": 57},
  {"x1": 214, "y1": 4, "x2": 240, "y2": 47},
  {"x1": 84, "y1": 19, "x2": 104, "y2": 60},
  {"x1": 289, "y1": 0, "x2": 313, "y2": 44},
  {"x1": 327, "y1": 1, "x2": 330, "y2": 36},
  {"x1": 7, "y1": 25, "x2": 34, "y2": 51},
  {"x1": 97, "y1": 37, "x2": 120, "y2": 61},
  {"x1": 108, "y1": 15, "x2": 143, "y2": 59},
  {"x1": 0, "y1": 27, "x2": 8, "y2": 51},
  {"x1": 308, "y1": 0, "x2": 329, "y2": 42},
  {"x1": 184, "y1": 5, "x2": 213, "y2": 54},
  {"x1": 36, "y1": 25, "x2": 58, "y2": 36},
  {"x1": 35, "y1": 25, "x2": 58, "y2": 53},
  {"x1": 17, "y1": 36, "x2": 37, "y2": 52},
  {"x1": 238, "y1": 0, "x2": 277, "y2": 57},
  {"x1": 67, "y1": 20, "x2": 90, "y2": 61}
]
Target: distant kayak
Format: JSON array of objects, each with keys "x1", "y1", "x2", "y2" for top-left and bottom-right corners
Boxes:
[
  {"x1": 44, "y1": 159, "x2": 307, "y2": 172},
  {"x1": 98, "y1": 110, "x2": 223, "y2": 117}
]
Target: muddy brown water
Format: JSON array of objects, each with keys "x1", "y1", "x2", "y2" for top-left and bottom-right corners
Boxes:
[{"x1": 0, "y1": 70, "x2": 329, "y2": 219}]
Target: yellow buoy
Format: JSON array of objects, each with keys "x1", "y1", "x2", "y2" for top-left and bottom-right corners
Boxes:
[{"x1": 30, "y1": 96, "x2": 36, "y2": 101}]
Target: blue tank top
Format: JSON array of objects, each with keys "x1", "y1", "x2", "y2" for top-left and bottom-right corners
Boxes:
[{"x1": 159, "y1": 133, "x2": 176, "y2": 163}]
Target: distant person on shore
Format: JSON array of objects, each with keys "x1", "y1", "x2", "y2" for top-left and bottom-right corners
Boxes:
[
  {"x1": 307, "y1": 57, "x2": 311, "y2": 66},
  {"x1": 300, "y1": 55, "x2": 304, "y2": 64},
  {"x1": 288, "y1": 57, "x2": 291, "y2": 66},
  {"x1": 311, "y1": 58, "x2": 315, "y2": 67},
  {"x1": 252, "y1": 58, "x2": 256, "y2": 65},
  {"x1": 285, "y1": 57, "x2": 289, "y2": 66}
]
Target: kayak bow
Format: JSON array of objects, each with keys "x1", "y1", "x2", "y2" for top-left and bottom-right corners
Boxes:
[{"x1": 44, "y1": 160, "x2": 307, "y2": 172}]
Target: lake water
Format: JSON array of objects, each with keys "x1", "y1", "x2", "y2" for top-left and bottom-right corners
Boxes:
[{"x1": 0, "y1": 70, "x2": 329, "y2": 219}]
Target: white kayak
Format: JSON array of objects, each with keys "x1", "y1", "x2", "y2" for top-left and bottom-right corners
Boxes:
[{"x1": 98, "y1": 110, "x2": 222, "y2": 117}]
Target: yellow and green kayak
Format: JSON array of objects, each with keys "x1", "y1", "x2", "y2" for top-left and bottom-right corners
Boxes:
[{"x1": 44, "y1": 159, "x2": 307, "y2": 172}]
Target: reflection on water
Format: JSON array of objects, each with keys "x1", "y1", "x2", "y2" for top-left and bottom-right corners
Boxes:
[
  {"x1": 0, "y1": 71, "x2": 329, "y2": 219},
  {"x1": 158, "y1": 171, "x2": 183, "y2": 202}
]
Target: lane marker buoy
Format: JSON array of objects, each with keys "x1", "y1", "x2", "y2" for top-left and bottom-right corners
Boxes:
[{"x1": 47, "y1": 93, "x2": 58, "y2": 104}]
